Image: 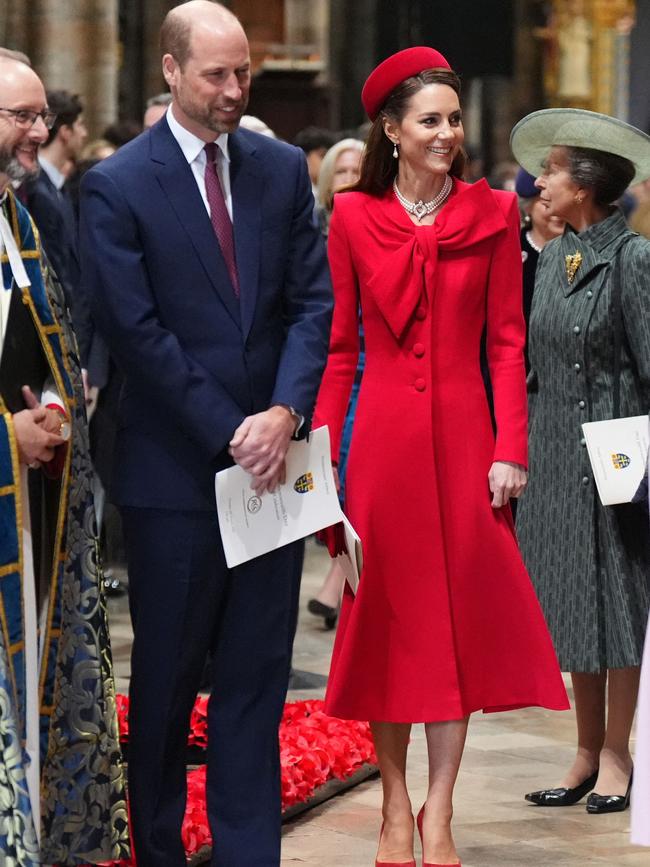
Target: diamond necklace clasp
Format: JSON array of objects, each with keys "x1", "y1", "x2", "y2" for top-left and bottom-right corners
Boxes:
[{"x1": 393, "y1": 175, "x2": 453, "y2": 221}]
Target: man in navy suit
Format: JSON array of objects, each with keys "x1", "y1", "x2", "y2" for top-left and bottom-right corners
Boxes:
[{"x1": 79, "y1": 2, "x2": 332, "y2": 865}]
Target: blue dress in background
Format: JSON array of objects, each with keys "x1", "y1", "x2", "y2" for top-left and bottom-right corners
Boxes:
[{"x1": 336, "y1": 321, "x2": 364, "y2": 505}]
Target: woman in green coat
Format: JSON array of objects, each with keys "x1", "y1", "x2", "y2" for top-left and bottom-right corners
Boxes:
[{"x1": 511, "y1": 109, "x2": 650, "y2": 814}]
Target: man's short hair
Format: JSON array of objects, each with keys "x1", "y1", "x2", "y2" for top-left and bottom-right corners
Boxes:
[
  {"x1": 159, "y1": 2, "x2": 239, "y2": 69},
  {"x1": 293, "y1": 126, "x2": 336, "y2": 155},
  {"x1": 0, "y1": 47, "x2": 31, "y2": 66},
  {"x1": 159, "y1": 6, "x2": 195, "y2": 69},
  {"x1": 103, "y1": 119, "x2": 143, "y2": 148},
  {"x1": 146, "y1": 92, "x2": 173, "y2": 110},
  {"x1": 46, "y1": 90, "x2": 83, "y2": 144}
]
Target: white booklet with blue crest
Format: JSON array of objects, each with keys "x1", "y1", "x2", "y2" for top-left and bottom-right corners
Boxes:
[
  {"x1": 215, "y1": 425, "x2": 345, "y2": 568},
  {"x1": 582, "y1": 415, "x2": 649, "y2": 506}
]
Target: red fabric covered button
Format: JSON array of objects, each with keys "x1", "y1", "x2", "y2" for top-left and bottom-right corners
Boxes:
[
  {"x1": 415, "y1": 306, "x2": 426, "y2": 321},
  {"x1": 413, "y1": 342, "x2": 425, "y2": 357},
  {"x1": 414, "y1": 378, "x2": 426, "y2": 392}
]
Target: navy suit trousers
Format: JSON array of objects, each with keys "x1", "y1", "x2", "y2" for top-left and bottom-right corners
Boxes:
[{"x1": 122, "y1": 507, "x2": 303, "y2": 867}]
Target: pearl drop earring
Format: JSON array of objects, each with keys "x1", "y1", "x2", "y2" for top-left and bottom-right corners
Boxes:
[{"x1": 392, "y1": 142, "x2": 399, "y2": 159}]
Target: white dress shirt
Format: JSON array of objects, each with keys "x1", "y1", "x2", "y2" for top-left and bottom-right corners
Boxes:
[
  {"x1": 38, "y1": 155, "x2": 66, "y2": 191},
  {"x1": 165, "y1": 105, "x2": 233, "y2": 221}
]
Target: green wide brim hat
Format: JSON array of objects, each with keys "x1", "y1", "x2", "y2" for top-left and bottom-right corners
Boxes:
[{"x1": 510, "y1": 108, "x2": 650, "y2": 186}]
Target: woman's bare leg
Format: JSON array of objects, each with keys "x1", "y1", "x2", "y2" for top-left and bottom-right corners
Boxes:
[
  {"x1": 420, "y1": 717, "x2": 469, "y2": 865},
  {"x1": 371, "y1": 721, "x2": 415, "y2": 863},
  {"x1": 595, "y1": 666, "x2": 639, "y2": 794},
  {"x1": 313, "y1": 560, "x2": 345, "y2": 610},
  {"x1": 558, "y1": 671, "x2": 606, "y2": 788}
]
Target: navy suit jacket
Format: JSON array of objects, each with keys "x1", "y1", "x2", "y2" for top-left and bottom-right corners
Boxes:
[
  {"x1": 79, "y1": 118, "x2": 332, "y2": 510},
  {"x1": 24, "y1": 170, "x2": 79, "y2": 302}
]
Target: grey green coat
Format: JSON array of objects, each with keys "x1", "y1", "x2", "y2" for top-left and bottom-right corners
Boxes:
[{"x1": 517, "y1": 210, "x2": 650, "y2": 672}]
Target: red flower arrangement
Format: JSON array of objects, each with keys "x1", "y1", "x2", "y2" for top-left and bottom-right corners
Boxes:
[
  {"x1": 280, "y1": 699, "x2": 377, "y2": 807},
  {"x1": 99, "y1": 695, "x2": 376, "y2": 865}
]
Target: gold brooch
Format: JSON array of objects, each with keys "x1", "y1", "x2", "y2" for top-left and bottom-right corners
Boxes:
[{"x1": 565, "y1": 251, "x2": 583, "y2": 285}]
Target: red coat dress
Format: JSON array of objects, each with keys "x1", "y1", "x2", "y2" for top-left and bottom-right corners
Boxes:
[{"x1": 313, "y1": 179, "x2": 569, "y2": 723}]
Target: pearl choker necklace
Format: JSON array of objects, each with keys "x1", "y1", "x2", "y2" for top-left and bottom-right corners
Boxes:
[
  {"x1": 393, "y1": 175, "x2": 453, "y2": 221},
  {"x1": 525, "y1": 231, "x2": 543, "y2": 254}
]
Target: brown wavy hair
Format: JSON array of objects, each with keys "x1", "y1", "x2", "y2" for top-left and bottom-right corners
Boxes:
[{"x1": 353, "y1": 68, "x2": 466, "y2": 197}]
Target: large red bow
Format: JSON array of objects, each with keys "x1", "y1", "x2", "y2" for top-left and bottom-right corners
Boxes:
[{"x1": 361, "y1": 179, "x2": 509, "y2": 340}]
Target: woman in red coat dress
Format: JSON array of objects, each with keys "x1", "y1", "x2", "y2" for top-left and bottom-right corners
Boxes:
[{"x1": 312, "y1": 48, "x2": 569, "y2": 867}]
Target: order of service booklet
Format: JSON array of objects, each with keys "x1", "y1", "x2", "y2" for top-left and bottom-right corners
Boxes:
[
  {"x1": 336, "y1": 514, "x2": 363, "y2": 595},
  {"x1": 582, "y1": 415, "x2": 649, "y2": 506},
  {"x1": 215, "y1": 425, "x2": 345, "y2": 568}
]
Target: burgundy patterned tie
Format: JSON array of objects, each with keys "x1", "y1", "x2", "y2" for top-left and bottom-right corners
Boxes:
[{"x1": 204, "y1": 142, "x2": 239, "y2": 296}]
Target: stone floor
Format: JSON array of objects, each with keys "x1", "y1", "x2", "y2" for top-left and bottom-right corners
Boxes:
[{"x1": 106, "y1": 539, "x2": 647, "y2": 867}]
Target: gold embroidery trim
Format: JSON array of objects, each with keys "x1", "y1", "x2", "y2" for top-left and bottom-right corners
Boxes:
[
  {"x1": 1, "y1": 251, "x2": 40, "y2": 262},
  {"x1": 0, "y1": 410, "x2": 23, "y2": 713},
  {"x1": 39, "y1": 440, "x2": 72, "y2": 700},
  {"x1": 3, "y1": 197, "x2": 77, "y2": 708}
]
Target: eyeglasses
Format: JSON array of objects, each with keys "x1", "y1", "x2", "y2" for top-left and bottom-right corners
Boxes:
[{"x1": 0, "y1": 107, "x2": 57, "y2": 129}]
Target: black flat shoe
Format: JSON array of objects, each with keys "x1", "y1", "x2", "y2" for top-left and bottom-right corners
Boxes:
[
  {"x1": 307, "y1": 598, "x2": 338, "y2": 629},
  {"x1": 525, "y1": 770, "x2": 599, "y2": 806},
  {"x1": 586, "y1": 768, "x2": 633, "y2": 814}
]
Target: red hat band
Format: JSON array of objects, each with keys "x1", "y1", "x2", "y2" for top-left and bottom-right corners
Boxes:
[{"x1": 361, "y1": 46, "x2": 452, "y2": 121}]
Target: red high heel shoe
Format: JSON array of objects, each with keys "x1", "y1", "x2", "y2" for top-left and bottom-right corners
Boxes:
[
  {"x1": 375, "y1": 821, "x2": 417, "y2": 867},
  {"x1": 416, "y1": 806, "x2": 461, "y2": 867}
]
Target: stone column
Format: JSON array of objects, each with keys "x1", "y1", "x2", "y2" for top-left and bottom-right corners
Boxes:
[
  {"x1": 0, "y1": 0, "x2": 30, "y2": 50},
  {"x1": 142, "y1": 0, "x2": 174, "y2": 104},
  {"x1": 27, "y1": 0, "x2": 119, "y2": 138},
  {"x1": 512, "y1": 0, "x2": 546, "y2": 117},
  {"x1": 329, "y1": 0, "x2": 380, "y2": 129},
  {"x1": 630, "y1": 0, "x2": 650, "y2": 130},
  {"x1": 285, "y1": 0, "x2": 328, "y2": 73},
  {"x1": 592, "y1": 0, "x2": 635, "y2": 117}
]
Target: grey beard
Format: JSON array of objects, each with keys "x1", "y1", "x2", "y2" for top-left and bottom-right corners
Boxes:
[{"x1": 0, "y1": 149, "x2": 39, "y2": 184}]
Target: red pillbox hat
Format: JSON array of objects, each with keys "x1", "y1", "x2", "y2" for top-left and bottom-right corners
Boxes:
[{"x1": 361, "y1": 46, "x2": 451, "y2": 121}]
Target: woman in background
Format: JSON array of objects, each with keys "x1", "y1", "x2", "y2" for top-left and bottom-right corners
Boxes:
[
  {"x1": 482, "y1": 168, "x2": 564, "y2": 460},
  {"x1": 511, "y1": 109, "x2": 650, "y2": 813},
  {"x1": 315, "y1": 138, "x2": 365, "y2": 236},
  {"x1": 515, "y1": 167, "x2": 564, "y2": 372}
]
